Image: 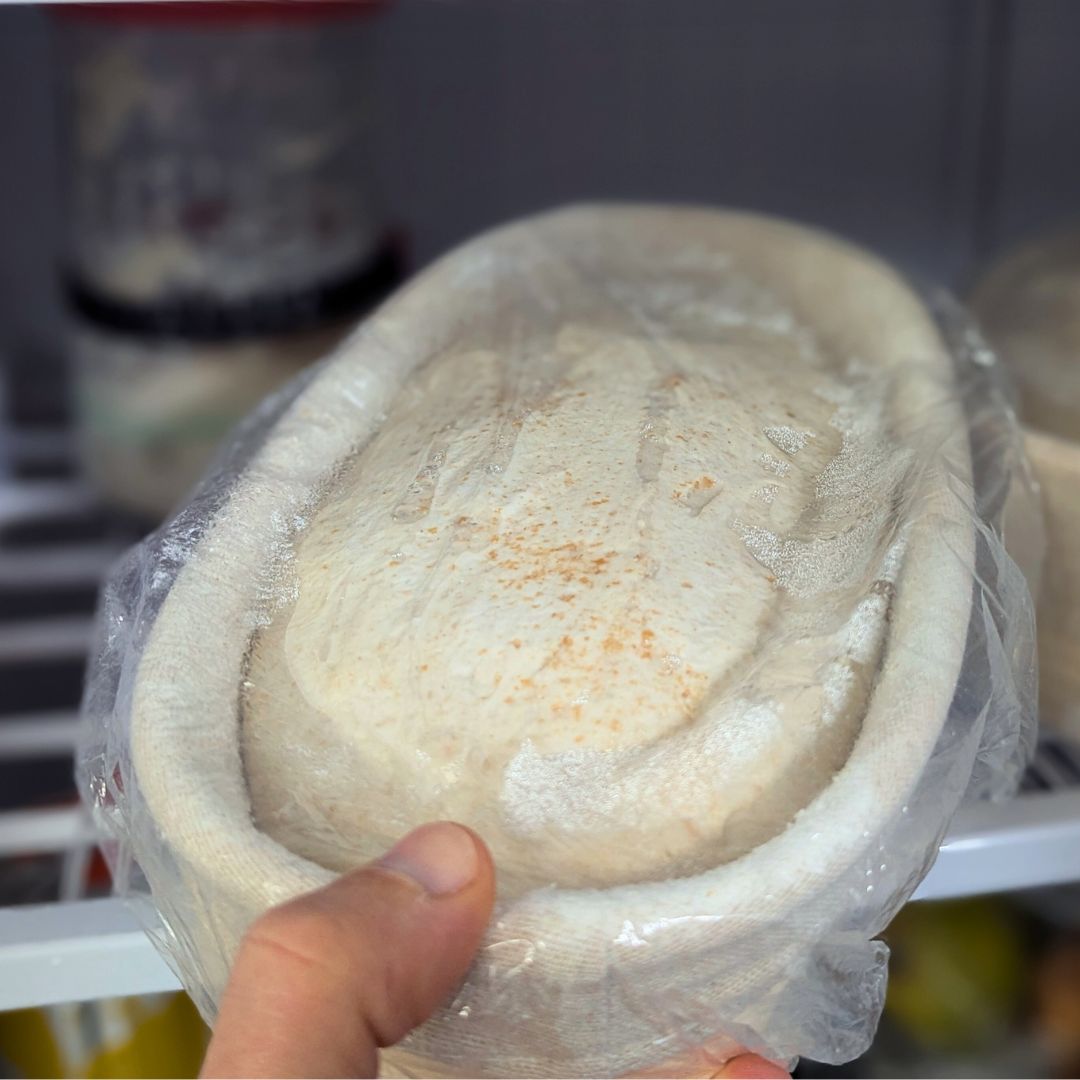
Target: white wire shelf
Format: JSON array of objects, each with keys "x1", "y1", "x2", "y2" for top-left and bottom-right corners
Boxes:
[
  {"x1": 0, "y1": 806, "x2": 97, "y2": 857},
  {"x1": 0, "y1": 711, "x2": 81, "y2": 759},
  {"x1": 0, "y1": 542, "x2": 121, "y2": 589},
  {"x1": 0, "y1": 898, "x2": 180, "y2": 1010},
  {"x1": 0, "y1": 779, "x2": 1077, "y2": 1010},
  {"x1": 913, "y1": 784, "x2": 1080, "y2": 899},
  {"x1": 0, "y1": 616, "x2": 95, "y2": 663},
  {"x1": 0, "y1": 479, "x2": 97, "y2": 530},
  {"x1": 2, "y1": 444, "x2": 1080, "y2": 1011}
]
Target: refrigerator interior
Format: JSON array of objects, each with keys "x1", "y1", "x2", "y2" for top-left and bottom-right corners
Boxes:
[{"x1": 0, "y1": 1, "x2": 1079, "y2": 1077}]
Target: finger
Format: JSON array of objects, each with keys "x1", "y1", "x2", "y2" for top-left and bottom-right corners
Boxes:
[
  {"x1": 201, "y1": 822, "x2": 496, "y2": 1079},
  {"x1": 625, "y1": 1041, "x2": 790, "y2": 1079},
  {"x1": 715, "y1": 1054, "x2": 791, "y2": 1079}
]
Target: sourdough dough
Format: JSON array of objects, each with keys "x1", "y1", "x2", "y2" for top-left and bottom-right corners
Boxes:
[{"x1": 241, "y1": 231, "x2": 927, "y2": 893}]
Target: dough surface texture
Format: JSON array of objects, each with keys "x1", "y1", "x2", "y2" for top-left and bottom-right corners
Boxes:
[{"x1": 242, "y1": 209, "x2": 936, "y2": 892}]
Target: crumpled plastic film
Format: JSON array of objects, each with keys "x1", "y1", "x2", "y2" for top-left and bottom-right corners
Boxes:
[{"x1": 78, "y1": 205, "x2": 1039, "y2": 1078}]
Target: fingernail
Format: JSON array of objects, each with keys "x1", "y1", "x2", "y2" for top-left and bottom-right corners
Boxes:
[{"x1": 378, "y1": 822, "x2": 481, "y2": 897}]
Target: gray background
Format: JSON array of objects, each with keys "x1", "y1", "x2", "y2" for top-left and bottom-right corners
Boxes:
[{"x1": 1, "y1": 0, "x2": 1078, "y2": 365}]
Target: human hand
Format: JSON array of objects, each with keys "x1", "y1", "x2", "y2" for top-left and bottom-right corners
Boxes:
[{"x1": 200, "y1": 821, "x2": 788, "y2": 1079}]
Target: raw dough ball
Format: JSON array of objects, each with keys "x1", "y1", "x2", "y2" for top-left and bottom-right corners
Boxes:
[{"x1": 242, "y1": 248, "x2": 916, "y2": 892}]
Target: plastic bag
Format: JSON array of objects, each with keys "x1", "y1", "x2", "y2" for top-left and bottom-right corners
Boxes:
[{"x1": 78, "y1": 205, "x2": 1039, "y2": 1077}]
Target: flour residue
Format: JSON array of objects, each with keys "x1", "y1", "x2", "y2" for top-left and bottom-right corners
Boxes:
[{"x1": 764, "y1": 425, "x2": 816, "y2": 456}]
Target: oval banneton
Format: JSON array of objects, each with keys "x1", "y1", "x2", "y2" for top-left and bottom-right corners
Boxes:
[{"x1": 127, "y1": 205, "x2": 980, "y2": 1076}]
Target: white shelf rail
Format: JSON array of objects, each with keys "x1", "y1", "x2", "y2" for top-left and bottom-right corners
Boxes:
[
  {"x1": 0, "y1": 711, "x2": 81, "y2": 759},
  {"x1": 0, "y1": 783, "x2": 1076, "y2": 1010},
  {"x1": 0, "y1": 806, "x2": 97, "y2": 858},
  {"x1": 0, "y1": 616, "x2": 95, "y2": 663},
  {"x1": 0, "y1": 480, "x2": 97, "y2": 529},
  {"x1": 0, "y1": 899, "x2": 180, "y2": 1010},
  {"x1": 914, "y1": 786, "x2": 1080, "y2": 899},
  {"x1": 0, "y1": 542, "x2": 121, "y2": 589}
]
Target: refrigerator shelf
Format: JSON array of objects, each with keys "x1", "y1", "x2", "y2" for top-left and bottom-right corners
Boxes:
[
  {"x1": 1, "y1": 763, "x2": 1079, "y2": 1011},
  {"x1": 1, "y1": 441, "x2": 1078, "y2": 1010}
]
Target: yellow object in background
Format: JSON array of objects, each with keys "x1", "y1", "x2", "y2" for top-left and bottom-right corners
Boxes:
[
  {"x1": 0, "y1": 992, "x2": 208, "y2": 1079},
  {"x1": 885, "y1": 897, "x2": 1029, "y2": 1054}
]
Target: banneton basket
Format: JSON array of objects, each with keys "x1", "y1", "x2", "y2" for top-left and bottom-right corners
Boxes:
[
  {"x1": 83, "y1": 205, "x2": 1036, "y2": 1078},
  {"x1": 1021, "y1": 430, "x2": 1080, "y2": 741},
  {"x1": 970, "y1": 230, "x2": 1080, "y2": 743}
]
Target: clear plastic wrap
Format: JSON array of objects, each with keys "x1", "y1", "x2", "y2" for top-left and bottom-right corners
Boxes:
[{"x1": 78, "y1": 205, "x2": 1039, "y2": 1078}]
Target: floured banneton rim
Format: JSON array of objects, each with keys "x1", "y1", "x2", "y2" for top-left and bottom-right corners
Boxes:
[{"x1": 83, "y1": 205, "x2": 1037, "y2": 1077}]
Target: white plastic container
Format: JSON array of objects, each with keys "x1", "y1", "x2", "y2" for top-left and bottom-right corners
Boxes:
[{"x1": 55, "y1": 2, "x2": 399, "y2": 520}]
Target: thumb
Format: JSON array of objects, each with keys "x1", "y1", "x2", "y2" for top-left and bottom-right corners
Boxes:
[{"x1": 201, "y1": 822, "x2": 496, "y2": 1079}]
